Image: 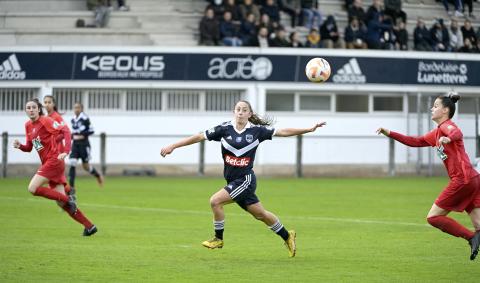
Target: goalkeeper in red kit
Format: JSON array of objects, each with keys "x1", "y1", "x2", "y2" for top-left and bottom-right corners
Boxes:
[
  {"x1": 13, "y1": 98, "x2": 97, "y2": 236},
  {"x1": 377, "y1": 92, "x2": 480, "y2": 260}
]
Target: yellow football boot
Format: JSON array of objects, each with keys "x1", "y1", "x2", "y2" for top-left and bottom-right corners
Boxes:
[
  {"x1": 284, "y1": 230, "x2": 296, "y2": 257},
  {"x1": 202, "y1": 237, "x2": 224, "y2": 249}
]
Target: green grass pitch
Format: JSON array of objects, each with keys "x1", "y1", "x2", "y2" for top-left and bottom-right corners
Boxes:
[{"x1": 0, "y1": 176, "x2": 479, "y2": 282}]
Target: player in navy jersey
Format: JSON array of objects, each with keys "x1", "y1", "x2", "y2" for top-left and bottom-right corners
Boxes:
[
  {"x1": 161, "y1": 100, "x2": 326, "y2": 257},
  {"x1": 69, "y1": 102, "x2": 104, "y2": 199}
]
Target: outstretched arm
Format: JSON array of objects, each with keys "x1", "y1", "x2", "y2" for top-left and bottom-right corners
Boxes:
[
  {"x1": 161, "y1": 133, "x2": 206, "y2": 157},
  {"x1": 376, "y1": 127, "x2": 430, "y2": 147},
  {"x1": 274, "y1": 122, "x2": 326, "y2": 137}
]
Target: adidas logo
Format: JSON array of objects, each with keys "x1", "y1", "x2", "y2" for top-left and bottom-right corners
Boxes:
[
  {"x1": 332, "y1": 58, "x2": 366, "y2": 83},
  {"x1": 0, "y1": 54, "x2": 26, "y2": 80}
]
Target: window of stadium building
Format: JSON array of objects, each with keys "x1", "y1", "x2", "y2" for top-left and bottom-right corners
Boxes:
[
  {"x1": 408, "y1": 95, "x2": 440, "y2": 113},
  {"x1": 266, "y1": 93, "x2": 294, "y2": 111},
  {"x1": 373, "y1": 96, "x2": 403, "y2": 112},
  {"x1": 0, "y1": 88, "x2": 38, "y2": 112},
  {"x1": 299, "y1": 95, "x2": 331, "y2": 111},
  {"x1": 458, "y1": 97, "x2": 480, "y2": 114},
  {"x1": 336, "y1": 95, "x2": 368, "y2": 113},
  {"x1": 52, "y1": 88, "x2": 83, "y2": 111},
  {"x1": 88, "y1": 89, "x2": 122, "y2": 110}
]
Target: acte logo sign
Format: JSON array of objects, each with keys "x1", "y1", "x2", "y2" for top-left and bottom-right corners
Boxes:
[{"x1": 208, "y1": 56, "x2": 273, "y2": 80}]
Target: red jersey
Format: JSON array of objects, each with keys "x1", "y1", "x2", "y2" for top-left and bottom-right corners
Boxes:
[
  {"x1": 390, "y1": 119, "x2": 479, "y2": 183},
  {"x1": 19, "y1": 116, "x2": 71, "y2": 164},
  {"x1": 48, "y1": 111, "x2": 71, "y2": 153}
]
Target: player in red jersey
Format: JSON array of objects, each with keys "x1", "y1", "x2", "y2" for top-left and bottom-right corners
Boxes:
[
  {"x1": 43, "y1": 95, "x2": 75, "y2": 198},
  {"x1": 13, "y1": 98, "x2": 97, "y2": 236},
  {"x1": 377, "y1": 92, "x2": 480, "y2": 260}
]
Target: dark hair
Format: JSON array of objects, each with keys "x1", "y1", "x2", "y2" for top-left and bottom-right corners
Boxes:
[
  {"x1": 43, "y1": 95, "x2": 58, "y2": 112},
  {"x1": 74, "y1": 102, "x2": 84, "y2": 110},
  {"x1": 27, "y1": 98, "x2": 44, "y2": 116},
  {"x1": 235, "y1": 100, "x2": 273, "y2": 126},
  {"x1": 439, "y1": 91, "x2": 461, "y2": 119}
]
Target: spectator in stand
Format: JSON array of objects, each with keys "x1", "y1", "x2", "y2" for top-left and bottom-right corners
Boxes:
[
  {"x1": 239, "y1": 0, "x2": 261, "y2": 23},
  {"x1": 270, "y1": 27, "x2": 290, "y2": 47},
  {"x1": 87, "y1": 0, "x2": 97, "y2": 10},
  {"x1": 380, "y1": 15, "x2": 396, "y2": 50},
  {"x1": 289, "y1": 31, "x2": 304, "y2": 47},
  {"x1": 261, "y1": 0, "x2": 281, "y2": 25},
  {"x1": 278, "y1": 0, "x2": 301, "y2": 27},
  {"x1": 477, "y1": 26, "x2": 480, "y2": 50},
  {"x1": 259, "y1": 13, "x2": 277, "y2": 34},
  {"x1": 366, "y1": 13, "x2": 392, "y2": 49},
  {"x1": 430, "y1": 18, "x2": 450, "y2": 51},
  {"x1": 414, "y1": 17, "x2": 432, "y2": 51},
  {"x1": 252, "y1": 26, "x2": 270, "y2": 47},
  {"x1": 220, "y1": 11, "x2": 243, "y2": 46},
  {"x1": 224, "y1": 0, "x2": 242, "y2": 24},
  {"x1": 348, "y1": 0, "x2": 367, "y2": 26},
  {"x1": 448, "y1": 19, "x2": 463, "y2": 52},
  {"x1": 240, "y1": 12, "x2": 258, "y2": 46},
  {"x1": 93, "y1": 0, "x2": 110, "y2": 28},
  {"x1": 200, "y1": 8, "x2": 220, "y2": 46},
  {"x1": 458, "y1": 38, "x2": 478, "y2": 52},
  {"x1": 208, "y1": 0, "x2": 226, "y2": 20},
  {"x1": 462, "y1": 0, "x2": 475, "y2": 19},
  {"x1": 384, "y1": 0, "x2": 406, "y2": 25},
  {"x1": 461, "y1": 19, "x2": 477, "y2": 48},
  {"x1": 345, "y1": 17, "x2": 368, "y2": 49},
  {"x1": 366, "y1": 0, "x2": 383, "y2": 25},
  {"x1": 107, "y1": 0, "x2": 128, "y2": 11},
  {"x1": 301, "y1": 0, "x2": 322, "y2": 30},
  {"x1": 320, "y1": 15, "x2": 345, "y2": 49},
  {"x1": 305, "y1": 28, "x2": 321, "y2": 48},
  {"x1": 441, "y1": 0, "x2": 464, "y2": 17},
  {"x1": 394, "y1": 20, "x2": 408, "y2": 50}
]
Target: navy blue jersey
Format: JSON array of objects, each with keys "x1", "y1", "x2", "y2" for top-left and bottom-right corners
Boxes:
[
  {"x1": 204, "y1": 120, "x2": 275, "y2": 182},
  {"x1": 71, "y1": 112, "x2": 94, "y2": 144}
]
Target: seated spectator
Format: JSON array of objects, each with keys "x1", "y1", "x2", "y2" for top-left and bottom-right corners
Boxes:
[
  {"x1": 430, "y1": 18, "x2": 450, "y2": 52},
  {"x1": 239, "y1": 0, "x2": 261, "y2": 23},
  {"x1": 366, "y1": 13, "x2": 392, "y2": 49},
  {"x1": 394, "y1": 20, "x2": 408, "y2": 50},
  {"x1": 461, "y1": 19, "x2": 477, "y2": 48},
  {"x1": 348, "y1": 0, "x2": 367, "y2": 26},
  {"x1": 93, "y1": 0, "x2": 110, "y2": 28},
  {"x1": 270, "y1": 27, "x2": 290, "y2": 47},
  {"x1": 301, "y1": 0, "x2": 322, "y2": 30},
  {"x1": 278, "y1": 0, "x2": 301, "y2": 27},
  {"x1": 320, "y1": 15, "x2": 345, "y2": 49},
  {"x1": 261, "y1": 0, "x2": 281, "y2": 25},
  {"x1": 289, "y1": 31, "x2": 304, "y2": 47},
  {"x1": 458, "y1": 38, "x2": 478, "y2": 52},
  {"x1": 414, "y1": 17, "x2": 432, "y2": 51},
  {"x1": 220, "y1": 11, "x2": 243, "y2": 46},
  {"x1": 240, "y1": 12, "x2": 258, "y2": 46},
  {"x1": 380, "y1": 16, "x2": 396, "y2": 50},
  {"x1": 345, "y1": 0, "x2": 354, "y2": 9},
  {"x1": 224, "y1": 0, "x2": 242, "y2": 24},
  {"x1": 208, "y1": 0, "x2": 226, "y2": 20},
  {"x1": 448, "y1": 19, "x2": 463, "y2": 52},
  {"x1": 441, "y1": 0, "x2": 463, "y2": 17},
  {"x1": 384, "y1": 0, "x2": 406, "y2": 25},
  {"x1": 199, "y1": 8, "x2": 220, "y2": 46},
  {"x1": 305, "y1": 28, "x2": 321, "y2": 48},
  {"x1": 366, "y1": 0, "x2": 383, "y2": 25},
  {"x1": 252, "y1": 26, "x2": 270, "y2": 47},
  {"x1": 258, "y1": 13, "x2": 276, "y2": 34},
  {"x1": 107, "y1": 0, "x2": 128, "y2": 11},
  {"x1": 87, "y1": 0, "x2": 97, "y2": 10},
  {"x1": 345, "y1": 17, "x2": 367, "y2": 49}
]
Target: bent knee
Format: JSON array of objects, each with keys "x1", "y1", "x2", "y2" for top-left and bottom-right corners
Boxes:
[
  {"x1": 210, "y1": 196, "x2": 221, "y2": 208},
  {"x1": 27, "y1": 185, "x2": 37, "y2": 194}
]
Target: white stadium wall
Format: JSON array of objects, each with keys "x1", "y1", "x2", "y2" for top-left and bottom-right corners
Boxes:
[{"x1": 1, "y1": 47, "x2": 480, "y2": 176}]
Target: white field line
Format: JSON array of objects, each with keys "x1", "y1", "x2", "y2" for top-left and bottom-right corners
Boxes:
[{"x1": 0, "y1": 196, "x2": 429, "y2": 228}]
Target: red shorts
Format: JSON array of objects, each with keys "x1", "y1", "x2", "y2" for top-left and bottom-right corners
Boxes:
[
  {"x1": 435, "y1": 175, "x2": 480, "y2": 213},
  {"x1": 36, "y1": 158, "x2": 67, "y2": 188}
]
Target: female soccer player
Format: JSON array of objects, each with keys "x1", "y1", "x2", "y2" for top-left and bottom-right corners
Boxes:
[
  {"x1": 69, "y1": 102, "x2": 103, "y2": 191},
  {"x1": 14, "y1": 98, "x2": 97, "y2": 236},
  {"x1": 161, "y1": 100, "x2": 326, "y2": 257},
  {"x1": 377, "y1": 92, "x2": 480, "y2": 260}
]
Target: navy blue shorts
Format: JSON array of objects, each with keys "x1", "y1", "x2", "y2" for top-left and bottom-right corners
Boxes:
[
  {"x1": 224, "y1": 173, "x2": 259, "y2": 210},
  {"x1": 70, "y1": 142, "x2": 91, "y2": 163}
]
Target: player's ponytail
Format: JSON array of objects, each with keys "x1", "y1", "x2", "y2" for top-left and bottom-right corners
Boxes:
[
  {"x1": 235, "y1": 100, "x2": 274, "y2": 126},
  {"x1": 439, "y1": 91, "x2": 461, "y2": 119},
  {"x1": 27, "y1": 98, "x2": 44, "y2": 116}
]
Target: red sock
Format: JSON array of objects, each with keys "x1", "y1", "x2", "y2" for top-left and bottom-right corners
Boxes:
[
  {"x1": 62, "y1": 204, "x2": 93, "y2": 229},
  {"x1": 33, "y1": 187, "x2": 68, "y2": 202},
  {"x1": 427, "y1": 215, "x2": 474, "y2": 240}
]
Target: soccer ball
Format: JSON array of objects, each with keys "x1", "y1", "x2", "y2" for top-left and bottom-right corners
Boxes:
[{"x1": 305, "y1": 57, "x2": 331, "y2": 83}]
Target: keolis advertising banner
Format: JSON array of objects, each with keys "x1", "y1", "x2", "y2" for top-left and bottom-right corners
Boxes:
[{"x1": 0, "y1": 52, "x2": 478, "y2": 86}]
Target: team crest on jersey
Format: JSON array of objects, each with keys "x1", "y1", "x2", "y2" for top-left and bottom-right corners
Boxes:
[
  {"x1": 246, "y1": 134, "x2": 253, "y2": 143},
  {"x1": 53, "y1": 121, "x2": 60, "y2": 129},
  {"x1": 236, "y1": 137, "x2": 242, "y2": 143}
]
